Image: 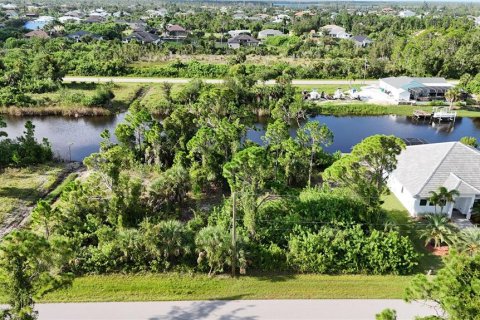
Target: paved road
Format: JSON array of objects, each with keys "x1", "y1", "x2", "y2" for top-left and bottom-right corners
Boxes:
[
  {"x1": 28, "y1": 300, "x2": 441, "y2": 320},
  {"x1": 63, "y1": 76, "x2": 377, "y2": 85}
]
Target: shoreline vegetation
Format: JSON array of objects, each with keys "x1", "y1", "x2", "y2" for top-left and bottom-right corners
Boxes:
[
  {"x1": 0, "y1": 83, "x2": 145, "y2": 117},
  {"x1": 310, "y1": 103, "x2": 480, "y2": 118}
]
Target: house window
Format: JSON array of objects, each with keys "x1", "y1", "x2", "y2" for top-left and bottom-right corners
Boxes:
[{"x1": 419, "y1": 199, "x2": 427, "y2": 206}]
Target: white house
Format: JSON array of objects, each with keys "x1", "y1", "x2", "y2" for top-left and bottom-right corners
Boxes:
[
  {"x1": 352, "y1": 35, "x2": 373, "y2": 47},
  {"x1": 475, "y1": 16, "x2": 480, "y2": 26},
  {"x1": 388, "y1": 142, "x2": 480, "y2": 219},
  {"x1": 379, "y1": 77, "x2": 453, "y2": 102},
  {"x1": 398, "y1": 10, "x2": 416, "y2": 18},
  {"x1": 227, "y1": 30, "x2": 251, "y2": 38},
  {"x1": 321, "y1": 25, "x2": 349, "y2": 38},
  {"x1": 258, "y1": 29, "x2": 283, "y2": 39},
  {"x1": 272, "y1": 14, "x2": 290, "y2": 23}
]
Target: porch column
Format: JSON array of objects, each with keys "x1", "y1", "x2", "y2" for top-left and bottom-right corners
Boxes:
[
  {"x1": 466, "y1": 197, "x2": 475, "y2": 220},
  {"x1": 447, "y1": 202, "x2": 454, "y2": 219}
]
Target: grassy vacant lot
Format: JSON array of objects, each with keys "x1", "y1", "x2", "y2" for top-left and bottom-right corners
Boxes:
[
  {"x1": 0, "y1": 164, "x2": 65, "y2": 224},
  {"x1": 141, "y1": 83, "x2": 184, "y2": 113},
  {"x1": 1, "y1": 83, "x2": 144, "y2": 117},
  {"x1": 313, "y1": 102, "x2": 480, "y2": 117},
  {"x1": 382, "y1": 193, "x2": 443, "y2": 272},
  {"x1": 4, "y1": 274, "x2": 413, "y2": 303}
]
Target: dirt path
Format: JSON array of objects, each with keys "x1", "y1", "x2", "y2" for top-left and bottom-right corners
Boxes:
[{"x1": 0, "y1": 162, "x2": 84, "y2": 238}]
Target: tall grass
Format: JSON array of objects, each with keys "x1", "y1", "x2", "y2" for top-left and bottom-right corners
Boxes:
[{"x1": 0, "y1": 106, "x2": 112, "y2": 117}]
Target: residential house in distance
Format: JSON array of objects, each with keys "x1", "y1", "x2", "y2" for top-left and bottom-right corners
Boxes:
[
  {"x1": 233, "y1": 12, "x2": 247, "y2": 20},
  {"x1": 258, "y1": 29, "x2": 283, "y2": 39},
  {"x1": 85, "y1": 15, "x2": 105, "y2": 23},
  {"x1": 1, "y1": 3, "x2": 17, "y2": 10},
  {"x1": 146, "y1": 8, "x2": 167, "y2": 18},
  {"x1": 126, "y1": 20, "x2": 148, "y2": 32},
  {"x1": 228, "y1": 29, "x2": 251, "y2": 38},
  {"x1": 113, "y1": 11, "x2": 131, "y2": 18},
  {"x1": 163, "y1": 24, "x2": 188, "y2": 40},
  {"x1": 352, "y1": 35, "x2": 373, "y2": 47},
  {"x1": 59, "y1": 16, "x2": 81, "y2": 23},
  {"x1": 382, "y1": 7, "x2": 396, "y2": 15},
  {"x1": 399, "y1": 10, "x2": 416, "y2": 18},
  {"x1": 388, "y1": 142, "x2": 480, "y2": 220},
  {"x1": 272, "y1": 14, "x2": 290, "y2": 23},
  {"x1": 4, "y1": 9, "x2": 18, "y2": 19},
  {"x1": 322, "y1": 25, "x2": 351, "y2": 39},
  {"x1": 64, "y1": 10, "x2": 83, "y2": 18},
  {"x1": 227, "y1": 34, "x2": 260, "y2": 49},
  {"x1": 25, "y1": 29, "x2": 50, "y2": 39},
  {"x1": 294, "y1": 10, "x2": 314, "y2": 18},
  {"x1": 379, "y1": 77, "x2": 453, "y2": 102},
  {"x1": 66, "y1": 30, "x2": 103, "y2": 42},
  {"x1": 254, "y1": 13, "x2": 271, "y2": 21},
  {"x1": 124, "y1": 31, "x2": 161, "y2": 45}
]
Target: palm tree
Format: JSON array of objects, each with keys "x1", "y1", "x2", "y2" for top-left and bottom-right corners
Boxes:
[
  {"x1": 452, "y1": 227, "x2": 480, "y2": 255},
  {"x1": 445, "y1": 87, "x2": 461, "y2": 108},
  {"x1": 419, "y1": 214, "x2": 457, "y2": 248},
  {"x1": 429, "y1": 187, "x2": 460, "y2": 215}
]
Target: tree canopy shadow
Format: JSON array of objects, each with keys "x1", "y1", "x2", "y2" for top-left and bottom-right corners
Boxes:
[
  {"x1": 0, "y1": 186, "x2": 39, "y2": 200},
  {"x1": 148, "y1": 295, "x2": 257, "y2": 320},
  {"x1": 251, "y1": 273, "x2": 296, "y2": 283}
]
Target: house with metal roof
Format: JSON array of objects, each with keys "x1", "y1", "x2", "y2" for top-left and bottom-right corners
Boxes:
[
  {"x1": 163, "y1": 24, "x2": 188, "y2": 40},
  {"x1": 379, "y1": 77, "x2": 453, "y2": 102},
  {"x1": 227, "y1": 34, "x2": 259, "y2": 49},
  {"x1": 25, "y1": 29, "x2": 50, "y2": 39},
  {"x1": 352, "y1": 35, "x2": 373, "y2": 47},
  {"x1": 66, "y1": 30, "x2": 103, "y2": 42},
  {"x1": 124, "y1": 31, "x2": 161, "y2": 45},
  {"x1": 388, "y1": 142, "x2": 480, "y2": 220},
  {"x1": 258, "y1": 29, "x2": 283, "y2": 39}
]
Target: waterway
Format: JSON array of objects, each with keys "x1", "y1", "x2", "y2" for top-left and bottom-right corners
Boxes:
[{"x1": 2, "y1": 113, "x2": 479, "y2": 161}]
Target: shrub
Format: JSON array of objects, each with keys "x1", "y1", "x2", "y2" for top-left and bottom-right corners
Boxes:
[{"x1": 287, "y1": 226, "x2": 418, "y2": 275}]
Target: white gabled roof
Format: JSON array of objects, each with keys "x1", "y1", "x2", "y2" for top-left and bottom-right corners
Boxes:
[{"x1": 392, "y1": 142, "x2": 480, "y2": 197}]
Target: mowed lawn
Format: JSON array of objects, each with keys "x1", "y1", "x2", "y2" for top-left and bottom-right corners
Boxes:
[
  {"x1": 6, "y1": 274, "x2": 414, "y2": 303},
  {"x1": 0, "y1": 164, "x2": 65, "y2": 224}
]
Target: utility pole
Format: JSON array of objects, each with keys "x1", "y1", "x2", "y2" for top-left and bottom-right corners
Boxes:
[
  {"x1": 363, "y1": 56, "x2": 368, "y2": 85},
  {"x1": 68, "y1": 142, "x2": 74, "y2": 162},
  {"x1": 231, "y1": 190, "x2": 237, "y2": 278}
]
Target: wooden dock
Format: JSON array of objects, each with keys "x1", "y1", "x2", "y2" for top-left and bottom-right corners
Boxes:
[
  {"x1": 413, "y1": 110, "x2": 431, "y2": 119},
  {"x1": 432, "y1": 107, "x2": 457, "y2": 122},
  {"x1": 413, "y1": 107, "x2": 456, "y2": 123}
]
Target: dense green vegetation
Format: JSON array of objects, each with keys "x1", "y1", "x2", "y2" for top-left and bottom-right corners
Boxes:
[{"x1": 0, "y1": 117, "x2": 53, "y2": 170}]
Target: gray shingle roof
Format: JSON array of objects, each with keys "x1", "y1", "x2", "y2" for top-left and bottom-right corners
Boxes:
[
  {"x1": 391, "y1": 142, "x2": 480, "y2": 197},
  {"x1": 227, "y1": 34, "x2": 259, "y2": 44}
]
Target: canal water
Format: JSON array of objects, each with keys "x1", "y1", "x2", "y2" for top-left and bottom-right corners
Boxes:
[{"x1": 2, "y1": 114, "x2": 479, "y2": 161}]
